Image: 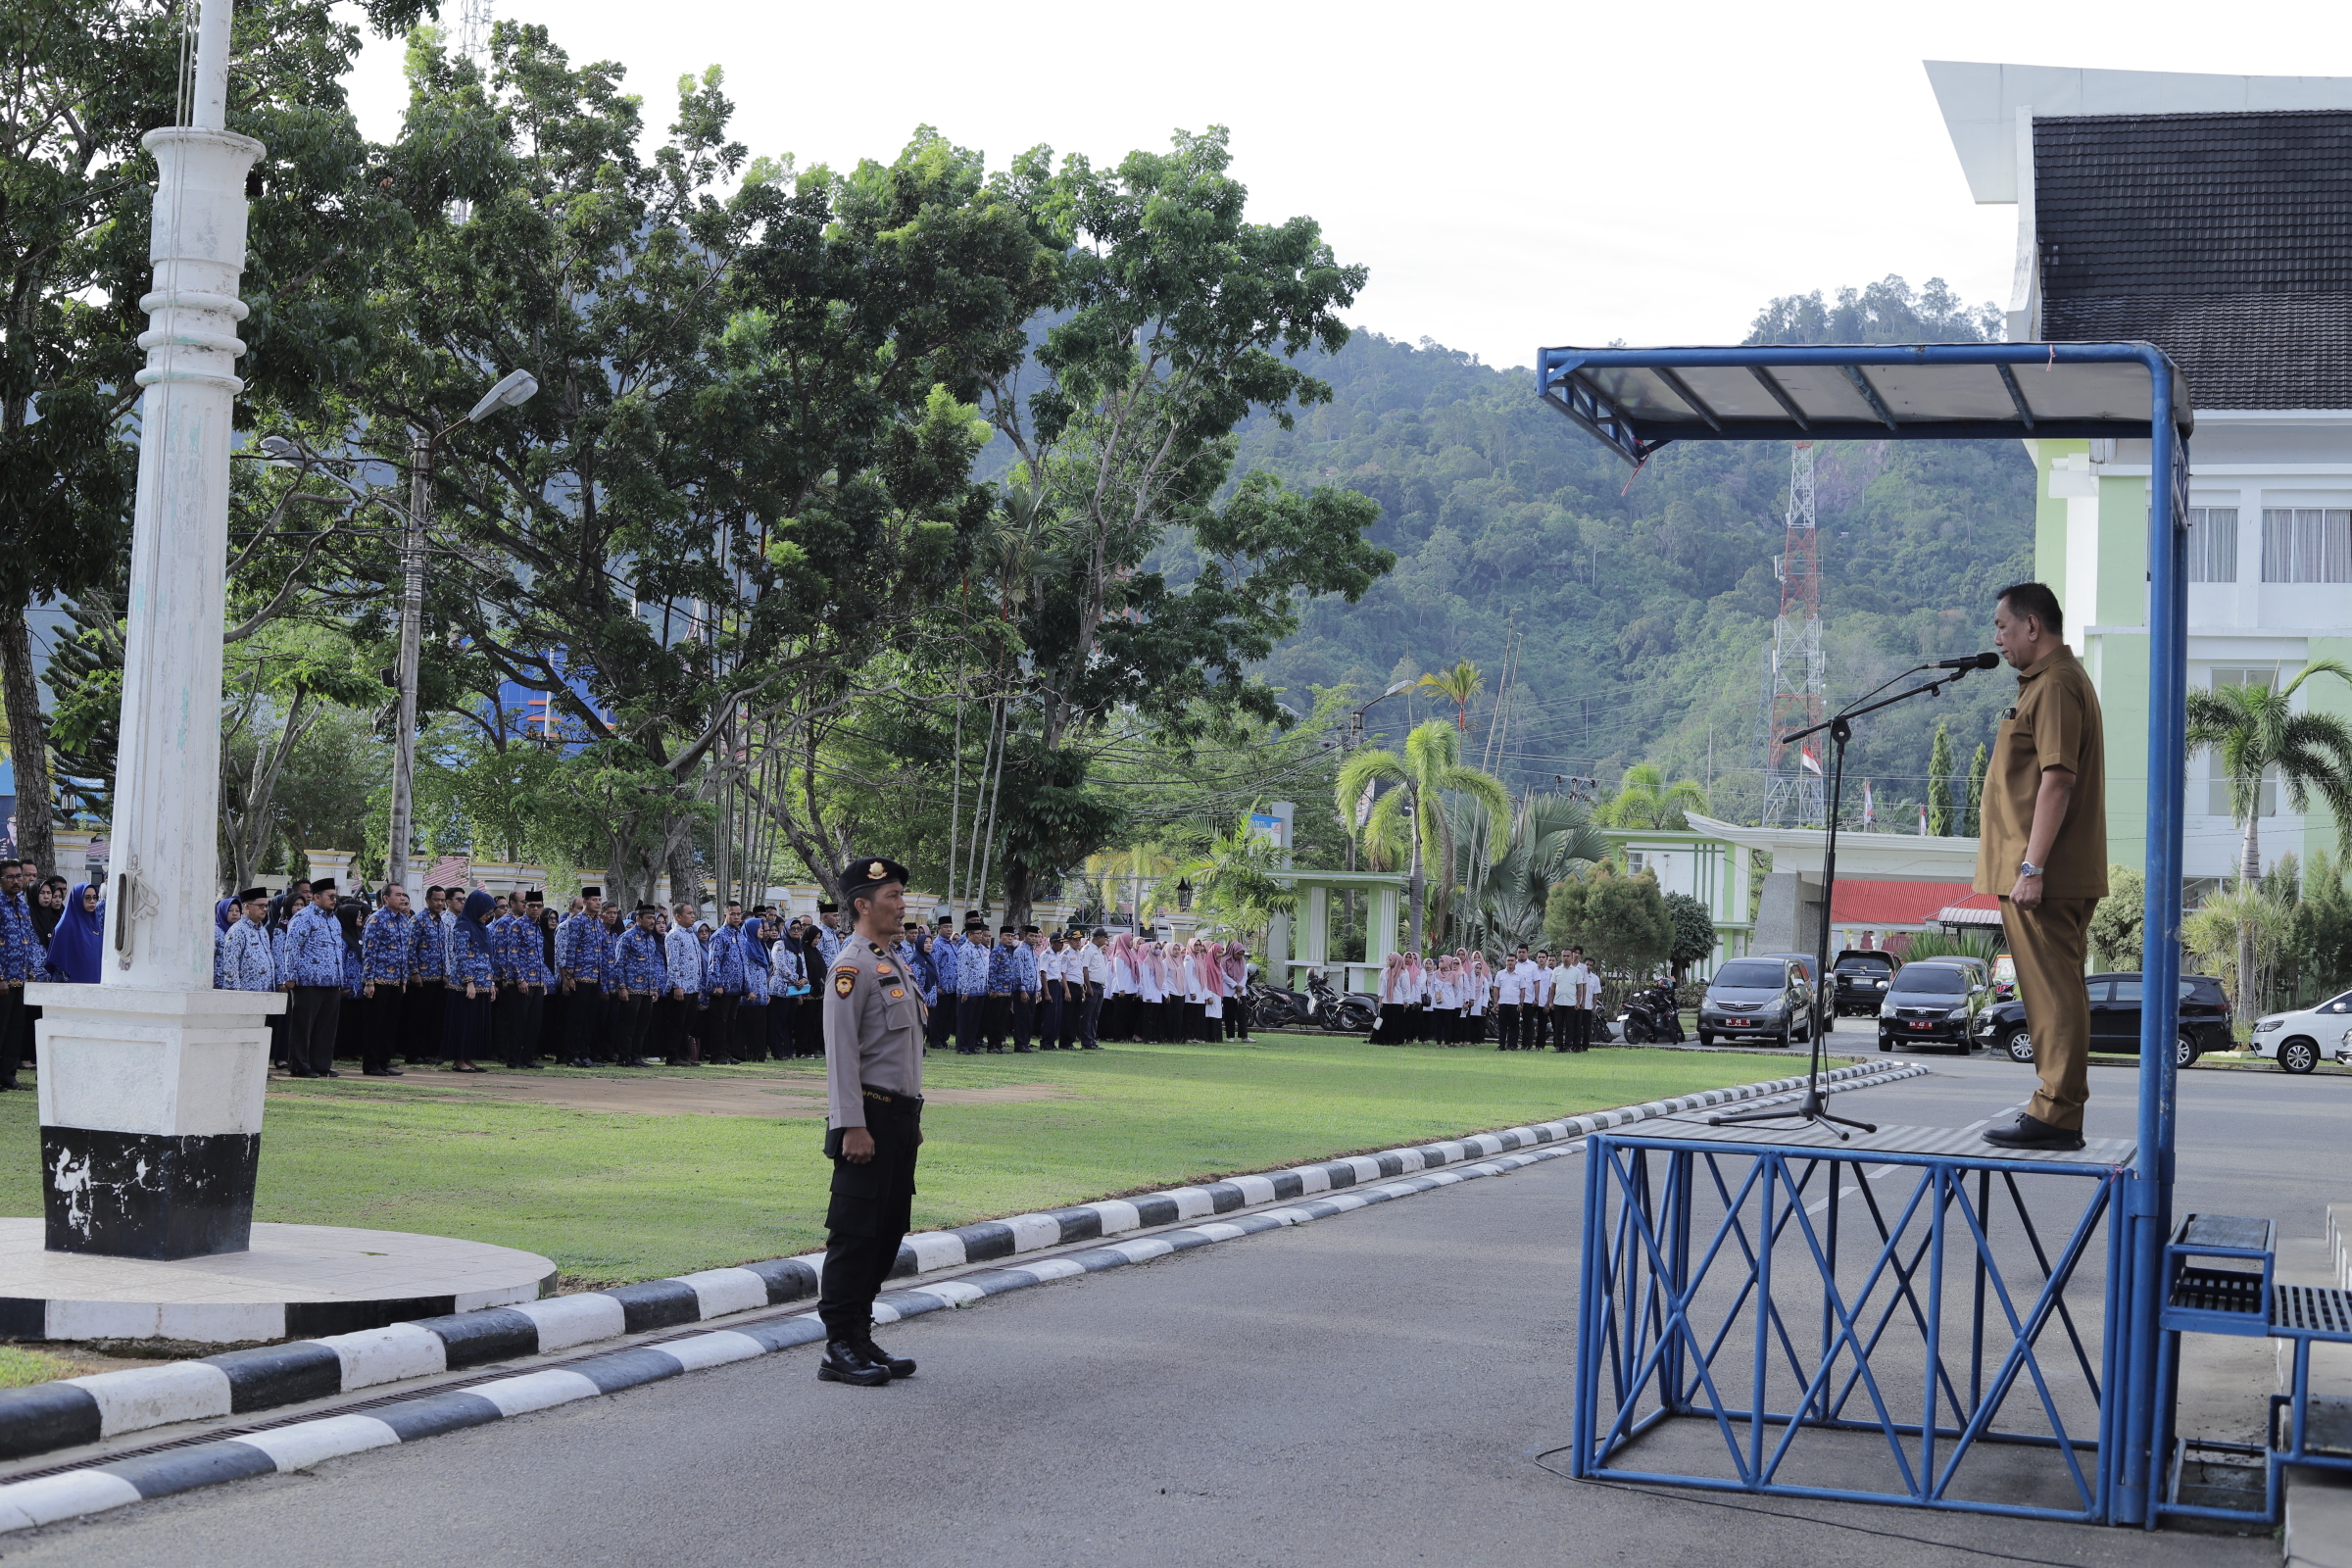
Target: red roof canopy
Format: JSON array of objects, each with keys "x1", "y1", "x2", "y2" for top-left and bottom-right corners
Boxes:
[{"x1": 1828, "y1": 879, "x2": 1975, "y2": 926}]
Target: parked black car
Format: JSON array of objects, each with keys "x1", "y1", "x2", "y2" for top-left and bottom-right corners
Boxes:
[
  {"x1": 1833, "y1": 949, "x2": 1900, "y2": 1016},
  {"x1": 1972, "y1": 972, "x2": 2232, "y2": 1066},
  {"x1": 1874, "y1": 960, "x2": 1989, "y2": 1054}
]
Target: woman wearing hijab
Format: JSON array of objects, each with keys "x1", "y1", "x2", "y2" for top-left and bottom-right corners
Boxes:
[
  {"x1": 1371, "y1": 953, "x2": 1409, "y2": 1044},
  {"x1": 1465, "y1": 953, "x2": 1493, "y2": 1045},
  {"x1": 31, "y1": 877, "x2": 66, "y2": 947},
  {"x1": 536, "y1": 906, "x2": 566, "y2": 1062},
  {"x1": 44, "y1": 882, "x2": 105, "y2": 984},
  {"x1": 1190, "y1": 940, "x2": 1218, "y2": 1042},
  {"x1": 442, "y1": 889, "x2": 497, "y2": 1072},
  {"x1": 336, "y1": 904, "x2": 368, "y2": 1067},
  {"x1": 773, "y1": 922, "x2": 809, "y2": 1058}
]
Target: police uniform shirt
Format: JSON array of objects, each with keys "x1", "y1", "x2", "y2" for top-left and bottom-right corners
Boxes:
[{"x1": 824, "y1": 936, "x2": 925, "y2": 1130}]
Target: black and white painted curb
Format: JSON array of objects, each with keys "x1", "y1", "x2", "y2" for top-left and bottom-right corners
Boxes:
[{"x1": 0, "y1": 1060, "x2": 1923, "y2": 1531}]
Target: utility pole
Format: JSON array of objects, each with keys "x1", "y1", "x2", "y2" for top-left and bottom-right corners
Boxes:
[{"x1": 384, "y1": 370, "x2": 538, "y2": 898}]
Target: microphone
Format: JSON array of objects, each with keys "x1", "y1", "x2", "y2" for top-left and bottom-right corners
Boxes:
[{"x1": 1931, "y1": 652, "x2": 2000, "y2": 670}]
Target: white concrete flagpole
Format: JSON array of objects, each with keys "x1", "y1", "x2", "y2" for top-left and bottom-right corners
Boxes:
[{"x1": 25, "y1": 0, "x2": 285, "y2": 1260}]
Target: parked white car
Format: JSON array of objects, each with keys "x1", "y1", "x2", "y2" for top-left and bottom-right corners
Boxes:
[{"x1": 2248, "y1": 988, "x2": 2352, "y2": 1075}]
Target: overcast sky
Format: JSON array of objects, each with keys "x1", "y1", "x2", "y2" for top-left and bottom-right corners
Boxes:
[{"x1": 333, "y1": 0, "x2": 2344, "y2": 370}]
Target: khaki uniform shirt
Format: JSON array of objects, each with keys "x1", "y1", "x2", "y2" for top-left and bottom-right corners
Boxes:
[
  {"x1": 1973, "y1": 645, "x2": 2108, "y2": 900},
  {"x1": 823, "y1": 935, "x2": 925, "y2": 1129}
]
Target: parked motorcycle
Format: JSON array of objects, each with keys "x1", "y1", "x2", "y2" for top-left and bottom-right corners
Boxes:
[
  {"x1": 1306, "y1": 970, "x2": 1380, "y2": 1034},
  {"x1": 1616, "y1": 982, "x2": 1687, "y2": 1045},
  {"x1": 1249, "y1": 979, "x2": 1309, "y2": 1031}
]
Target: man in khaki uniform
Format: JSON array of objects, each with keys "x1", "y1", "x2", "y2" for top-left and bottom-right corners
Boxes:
[
  {"x1": 1976, "y1": 583, "x2": 2106, "y2": 1152},
  {"x1": 815, "y1": 857, "x2": 925, "y2": 1386}
]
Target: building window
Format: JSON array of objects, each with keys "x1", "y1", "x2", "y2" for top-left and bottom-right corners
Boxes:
[
  {"x1": 2186, "y1": 508, "x2": 2237, "y2": 582},
  {"x1": 2260, "y1": 509, "x2": 2352, "y2": 583}
]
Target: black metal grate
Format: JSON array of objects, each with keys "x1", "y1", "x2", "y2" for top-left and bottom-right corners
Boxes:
[
  {"x1": 2169, "y1": 1266, "x2": 2264, "y2": 1316},
  {"x1": 2274, "y1": 1284, "x2": 2352, "y2": 1340}
]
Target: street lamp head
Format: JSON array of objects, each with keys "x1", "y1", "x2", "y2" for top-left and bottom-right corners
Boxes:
[
  {"x1": 259, "y1": 435, "x2": 300, "y2": 459},
  {"x1": 466, "y1": 369, "x2": 539, "y2": 424},
  {"x1": 1382, "y1": 678, "x2": 1413, "y2": 697}
]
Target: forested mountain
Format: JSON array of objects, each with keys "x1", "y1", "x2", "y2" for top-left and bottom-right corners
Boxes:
[{"x1": 1177, "y1": 277, "x2": 2039, "y2": 825}]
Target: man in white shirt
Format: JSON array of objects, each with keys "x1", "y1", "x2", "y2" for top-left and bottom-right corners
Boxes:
[
  {"x1": 1494, "y1": 946, "x2": 1522, "y2": 1050},
  {"x1": 1527, "y1": 950, "x2": 1555, "y2": 1051},
  {"x1": 1075, "y1": 929, "x2": 1109, "y2": 1050},
  {"x1": 1560, "y1": 945, "x2": 1597, "y2": 1053}
]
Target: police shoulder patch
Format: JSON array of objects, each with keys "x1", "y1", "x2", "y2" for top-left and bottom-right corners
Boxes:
[{"x1": 834, "y1": 965, "x2": 858, "y2": 999}]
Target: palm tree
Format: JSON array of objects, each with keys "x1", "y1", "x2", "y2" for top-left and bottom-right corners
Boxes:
[
  {"x1": 1336, "y1": 719, "x2": 1510, "y2": 952},
  {"x1": 1595, "y1": 761, "x2": 1709, "y2": 830},
  {"x1": 1457, "y1": 792, "x2": 1610, "y2": 953},
  {"x1": 1416, "y1": 660, "x2": 1485, "y2": 732},
  {"x1": 2184, "y1": 659, "x2": 2352, "y2": 1015}
]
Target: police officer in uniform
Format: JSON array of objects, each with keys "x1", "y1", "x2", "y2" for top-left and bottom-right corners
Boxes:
[{"x1": 817, "y1": 857, "x2": 925, "y2": 1387}]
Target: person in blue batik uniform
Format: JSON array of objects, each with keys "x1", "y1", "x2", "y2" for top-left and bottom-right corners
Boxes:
[
  {"x1": 488, "y1": 892, "x2": 547, "y2": 1070},
  {"x1": 216, "y1": 887, "x2": 278, "y2": 998},
  {"x1": 280, "y1": 879, "x2": 349, "y2": 1078},
  {"x1": 811, "y1": 903, "x2": 845, "y2": 967},
  {"x1": 358, "y1": 888, "x2": 413, "y2": 1077},
  {"x1": 612, "y1": 905, "x2": 667, "y2": 1067},
  {"x1": 337, "y1": 904, "x2": 368, "y2": 1018},
  {"x1": 554, "y1": 887, "x2": 607, "y2": 1067},
  {"x1": 441, "y1": 889, "x2": 497, "y2": 1072},
  {"x1": 1007, "y1": 925, "x2": 1042, "y2": 1053},
  {"x1": 953, "y1": 918, "x2": 992, "y2": 1054},
  {"x1": 583, "y1": 904, "x2": 625, "y2": 1065},
  {"x1": 663, "y1": 902, "x2": 706, "y2": 1065},
  {"x1": 703, "y1": 903, "x2": 751, "y2": 1065},
  {"x1": 735, "y1": 912, "x2": 772, "y2": 1063},
  {"x1": 921, "y1": 914, "x2": 957, "y2": 1053},
  {"x1": 405, "y1": 887, "x2": 451, "y2": 1067}
]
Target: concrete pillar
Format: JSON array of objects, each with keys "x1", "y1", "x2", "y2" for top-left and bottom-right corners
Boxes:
[
  {"x1": 25, "y1": 0, "x2": 285, "y2": 1261},
  {"x1": 1266, "y1": 909, "x2": 1291, "y2": 985},
  {"x1": 1303, "y1": 887, "x2": 1329, "y2": 969}
]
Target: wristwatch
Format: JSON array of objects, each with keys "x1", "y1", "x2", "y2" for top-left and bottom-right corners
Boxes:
[{"x1": 2019, "y1": 860, "x2": 2046, "y2": 878}]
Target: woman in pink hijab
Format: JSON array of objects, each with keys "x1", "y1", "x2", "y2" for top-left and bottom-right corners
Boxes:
[
  {"x1": 1105, "y1": 932, "x2": 1135, "y2": 1042},
  {"x1": 1465, "y1": 953, "x2": 1493, "y2": 1045},
  {"x1": 1195, "y1": 940, "x2": 1226, "y2": 1041}
]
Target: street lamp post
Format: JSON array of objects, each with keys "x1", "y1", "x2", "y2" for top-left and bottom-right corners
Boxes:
[{"x1": 384, "y1": 371, "x2": 537, "y2": 897}]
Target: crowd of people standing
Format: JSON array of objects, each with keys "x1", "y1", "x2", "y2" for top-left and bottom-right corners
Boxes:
[{"x1": 1368, "y1": 944, "x2": 1602, "y2": 1052}]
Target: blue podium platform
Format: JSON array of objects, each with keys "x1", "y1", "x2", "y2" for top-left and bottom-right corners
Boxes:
[{"x1": 1572, "y1": 1118, "x2": 2135, "y2": 1522}]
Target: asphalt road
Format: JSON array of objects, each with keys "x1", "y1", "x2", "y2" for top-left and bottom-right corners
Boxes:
[{"x1": 14, "y1": 1051, "x2": 2333, "y2": 1568}]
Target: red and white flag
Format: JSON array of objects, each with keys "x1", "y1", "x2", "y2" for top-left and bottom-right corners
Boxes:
[
  {"x1": 1862, "y1": 780, "x2": 1875, "y2": 825},
  {"x1": 1799, "y1": 747, "x2": 1823, "y2": 776}
]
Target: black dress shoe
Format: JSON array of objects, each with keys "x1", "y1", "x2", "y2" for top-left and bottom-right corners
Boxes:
[
  {"x1": 858, "y1": 1339, "x2": 914, "y2": 1378},
  {"x1": 816, "y1": 1340, "x2": 891, "y2": 1386},
  {"x1": 1982, "y1": 1112, "x2": 2085, "y2": 1152}
]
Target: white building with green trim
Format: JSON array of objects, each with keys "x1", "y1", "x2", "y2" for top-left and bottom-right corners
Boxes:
[{"x1": 1931, "y1": 62, "x2": 2352, "y2": 885}]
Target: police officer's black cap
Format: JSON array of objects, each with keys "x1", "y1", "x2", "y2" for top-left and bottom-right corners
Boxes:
[
  {"x1": 311, "y1": 878, "x2": 337, "y2": 894},
  {"x1": 238, "y1": 887, "x2": 270, "y2": 904},
  {"x1": 837, "y1": 858, "x2": 909, "y2": 901}
]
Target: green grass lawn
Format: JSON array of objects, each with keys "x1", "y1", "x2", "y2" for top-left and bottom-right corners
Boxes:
[{"x1": 0, "y1": 1036, "x2": 1831, "y2": 1287}]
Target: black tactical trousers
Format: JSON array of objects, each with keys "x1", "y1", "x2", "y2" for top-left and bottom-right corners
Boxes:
[{"x1": 818, "y1": 1091, "x2": 922, "y2": 1342}]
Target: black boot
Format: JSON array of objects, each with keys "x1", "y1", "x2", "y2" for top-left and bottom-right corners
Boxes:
[
  {"x1": 816, "y1": 1340, "x2": 891, "y2": 1386},
  {"x1": 858, "y1": 1338, "x2": 915, "y2": 1378}
]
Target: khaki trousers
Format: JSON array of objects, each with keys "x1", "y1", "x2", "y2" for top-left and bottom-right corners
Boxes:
[{"x1": 1999, "y1": 895, "x2": 2098, "y2": 1131}]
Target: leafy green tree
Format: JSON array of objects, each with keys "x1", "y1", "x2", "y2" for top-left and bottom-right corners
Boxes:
[
  {"x1": 0, "y1": 0, "x2": 423, "y2": 872},
  {"x1": 1663, "y1": 891, "x2": 1717, "y2": 980},
  {"x1": 1544, "y1": 862, "x2": 1672, "y2": 981},
  {"x1": 1927, "y1": 721, "x2": 1954, "y2": 836},
  {"x1": 1337, "y1": 718, "x2": 1509, "y2": 951},
  {"x1": 1455, "y1": 791, "x2": 1606, "y2": 954},
  {"x1": 218, "y1": 621, "x2": 381, "y2": 891},
  {"x1": 2289, "y1": 851, "x2": 2352, "y2": 1003},
  {"x1": 1595, "y1": 761, "x2": 1708, "y2": 830},
  {"x1": 2088, "y1": 863, "x2": 2146, "y2": 973},
  {"x1": 979, "y1": 127, "x2": 1391, "y2": 919},
  {"x1": 1417, "y1": 660, "x2": 1484, "y2": 731},
  {"x1": 1963, "y1": 742, "x2": 1988, "y2": 837},
  {"x1": 2185, "y1": 661, "x2": 2352, "y2": 1009}
]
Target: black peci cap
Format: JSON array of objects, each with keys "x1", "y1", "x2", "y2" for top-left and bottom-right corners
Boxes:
[
  {"x1": 816, "y1": 901, "x2": 839, "y2": 913},
  {"x1": 837, "y1": 858, "x2": 909, "y2": 901},
  {"x1": 238, "y1": 887, "x2": 270, "y2": 904},
  {"x1": 525, "y1": 891, "x2": 545, "y2": 904},
  {"x1": 999, "y1": 924, "x2": 1016, "y2": 934},
  {"x1": 580, "y1": 885, "x2": 602, "y2": 898},
  {"x1": 311, "y1": 878, "x2": 337, "y2": 894}
]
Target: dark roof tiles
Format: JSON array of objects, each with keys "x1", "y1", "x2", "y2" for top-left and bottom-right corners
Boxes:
[{"x1": 2034, "y1": 110, "x2": 2352, "y2": 409}]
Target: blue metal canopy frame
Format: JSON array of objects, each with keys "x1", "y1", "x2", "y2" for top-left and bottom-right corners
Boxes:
[{"x1": 1539, "y1": 340, "x2": 2192, "y2": 1527}]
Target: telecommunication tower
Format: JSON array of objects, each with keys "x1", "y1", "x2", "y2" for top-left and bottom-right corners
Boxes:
[
  {"x1": 1759, "y1": 442, "x2": 1826, "y2": 826},
  {"x1": 456, "y1": 0, "x2": 493, "y2": 60}
]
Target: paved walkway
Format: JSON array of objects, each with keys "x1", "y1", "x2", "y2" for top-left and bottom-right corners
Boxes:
[{"x1": 16, "y1": 1055, "x2": 2325, "y2": 1566}]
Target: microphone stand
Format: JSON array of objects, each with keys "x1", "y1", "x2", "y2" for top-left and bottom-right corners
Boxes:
[{"x1": 1711, "y1": 657, "x2": 1994, "y2": 1140}]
